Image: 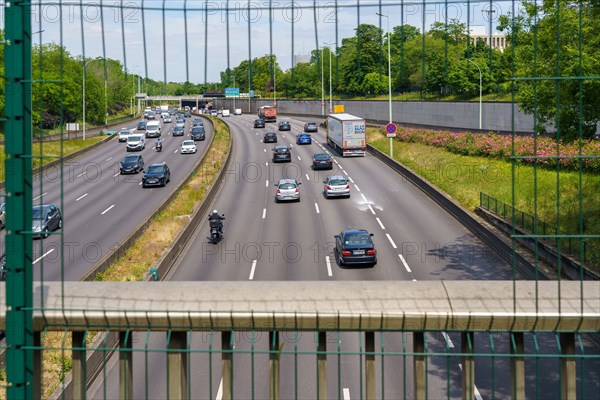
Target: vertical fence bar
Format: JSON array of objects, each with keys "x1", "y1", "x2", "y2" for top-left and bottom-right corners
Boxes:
[
  {"x1": 4, "y1": 0, "x2": 34, "y2": 398},
  {"x1": 413, "y1": 332, "x2": 426, "y2": 399},
  {"x1": 33, "y1": 332, "x2": 42, "y2": 400},
  {"x1": 560, "y1": 333, "x2": 576, "y2": 399},
  {"x1": 270, "y1": 331, "x2": 280, "y2": 400},
  {"x1": 365, "y1": 331, "x2": 376, "y2": 399},
  {"x1": 72, "y1": 331, "x2": 87, "y2": 400},
  {"x1": 119, "y1": 331, "x2": 133, "y2": 399},
  {"x1": 168, "y1": 331, "x2": 189, "y2": 399},
  {"x1": 510, "y1": 332, "x2": 525, "y2": 399},
  {"x1": 221, "y1": 331, "x2": 232, "y2": 400},
  {"x1": 317, "y1": 331, "x2": 327, "y2": 399},
  {"x1": 461, "y1": 332, "x2": 475, "y2": 400}
]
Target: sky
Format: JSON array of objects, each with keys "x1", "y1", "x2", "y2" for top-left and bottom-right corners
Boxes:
[{"x1": 2, "y1": 0, "x2": 521, "y2": 83}]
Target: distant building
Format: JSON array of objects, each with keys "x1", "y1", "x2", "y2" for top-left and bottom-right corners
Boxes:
[
  {"x1": 293, "y1": 54, "x2": 311, "y2": 65},
  {"x1": 469, "y1": 25, "x2": 507, "y2": 52}
]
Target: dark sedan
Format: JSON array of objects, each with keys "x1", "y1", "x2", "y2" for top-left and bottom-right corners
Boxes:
[
  {"x1": 172, "y1": 125, "x2": 185, "y2": 136},
  {"x1": 304, "y1": 121, "x2": 318, "y2": 133},
  {"x1": 312, "y1": 152, "x2": 333, "y2": 170},
  {"x1": 190, "y1": 126, "x2": 206, "y2": 141},
  {"x1": 278, "y1": 120, "x2": 291, "y2": 131},
  {"x1": 263, "y1": 132, "x2": 277, "y2": 143},
  {"x1": 254, "y1": 119, "x2": 265, "y2": 128},
  {"x1": 272, "y1": 145, "x2": 291, "y2": 163},
  {"x1": 137, "y1": 121, "x2": 147, "y2": 130},
  {"x1": 334, "y1": 229, "x2": 377, "y2": 266},
  {"x1": 120, "y1": 154, "x2": 145, "y2": 174},
  {"x1": 142, "y1": 163, "x2": 170, "y2": 188}
]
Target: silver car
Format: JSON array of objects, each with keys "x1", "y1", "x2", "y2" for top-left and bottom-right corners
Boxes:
[
  {"x1": 323, "y1": 176, "x2": 350, "y2": 199},
  {"x1": 274, "y1": 179, "x2": 301, "y2": 202}
]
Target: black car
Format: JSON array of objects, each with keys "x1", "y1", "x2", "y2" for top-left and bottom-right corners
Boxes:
[
  {"x1": 120, "y1": 154, "x2": 145, "y2": 174},
  {"x1": 278, "y1": 120, "x2": 291, "y2": 131},
  {"x1": 190, "y1": 126, "x2": 206, "y2": 141},
  {"x1": 176, "y1": 116, "x2": 185, "y2": 124},
  {"x1": 137, "y1": 121, "x2": 147, "y2": 130},
  {"x1": 142, "y1": 163, "x2": 171, "y2": 188},
  {"x1": 272, "y1": 145, "x2": 291, "y2": 163},
  {"x1": 312, "y1": 152, "x2": 334, "y2": 170},
  {"x1": 184, "y1": 111, "x2": 191, "y2": 118},
  {"x1": 304, "y1": 121, "x2": 318, "y2": 133},
  {"x1": 334, "y1": 229, "x2": 377, "y2": 266},
  {"x1": 254, "y1": 119, "x2": 265, "y2": 128},
  {"x1": 193, "y1": 117, "x2": 204, "y2": 127},
  {"x1": 172, "y1": 125, "x2": 185, "y2": 136},
  {"x1": 32, "y1": 204, "x2": 62, "y2": 239},
  {"x1": 263, "y1": 132, "x2": 277, "y2": 143}
]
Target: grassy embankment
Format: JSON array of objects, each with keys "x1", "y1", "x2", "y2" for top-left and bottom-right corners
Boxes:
[
  {"x1": 37, "y1": 117, "x2": 230, "y2": 399},
  {"x1": 367, "y1": 127, "x2": 600, "y2": 267}
]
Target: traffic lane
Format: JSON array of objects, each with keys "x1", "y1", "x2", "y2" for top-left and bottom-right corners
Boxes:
[
  {"x1": 168, "y1": 116, "x2": 271, "y2": 281},
  {"x1": 33, "y1": 120, "x2": 212, "y2": 281}
]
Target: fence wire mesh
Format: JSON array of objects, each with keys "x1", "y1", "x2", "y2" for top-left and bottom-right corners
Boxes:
[{"x1": 1, "y1": 0, "x2": 599, "y2": 399}]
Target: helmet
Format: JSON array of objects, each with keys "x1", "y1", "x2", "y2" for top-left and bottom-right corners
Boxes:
[{"x1": 213, "y1": 209, "x2": 218, "y2": 214}]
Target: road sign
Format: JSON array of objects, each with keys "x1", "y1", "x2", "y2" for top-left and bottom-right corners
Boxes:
[
  {"x1": 334, "y1": 104, "x2": 345, "y2": 113},
  {"x1": 385, "y1": 123, "x2": 397, "y2": 138},
  {"x1": 250, "y1": 90, "x2": 255, "y2": 97},
  {"x1": 225, "y1": 87, "x2": 240, "y2": 98}
]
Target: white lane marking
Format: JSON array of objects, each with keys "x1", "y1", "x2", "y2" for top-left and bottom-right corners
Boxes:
[
  {"x1": 367, "y1": 205, "x2": 376, "y2": 215},
  {"x1": 297, "y1": 156, "x2": 302, "y2": 161},
  {"x1": 360, "y1": 193, "x2": 368, "y2": 203},
  {"x1": 412, "y1": 278, "x2": 417, "y2": 282},
  {"x1": 139, "y1": 181, "x2": 142, "y2": 186},
  {"x1": 262, "y1": 208, "x2": 266, "y2": 219},
  {"x1": 376, "y1": 218, "x2": 385, "y2": 230},
  {"x1": 174, "y1": 149, "x2": 178, "y2": 153},
  {"x1": 101, "y1": 205, "x2": 115, "y2": 215},
  {"x1": 265, "y1": 161, "x2": 269, "y2": 167},
  {"x1": 399, "y1": 254, "x2": 412, "y2": 273},
  {"x1": 113, "y1": 172, "x2": 120, "y2": 177},
  {"x1": 354, "y1": 185, "x2": 361, "y2": 192},
  {"x1": 75, "y1": 193, "x2": 88, "y2": 202},
  {"x1": 105, "y1": 157, "x2": 112, "y2": 162},
  {"x1": 386, "y1": 233, "x2": 398, "y2": 249},
  {"x1": 442, "y1": 332, "x2": 455, "y2": 349},
  {"x1": 216, "y1": 378, "x2": 224, "y2": 400},
  {"x1": 348, "y1": 176, "x2": 354, "y2": 183},
  {"x1": 33, "y1": 248, "x2": 55, "y2": 264},
  {"x1": 325, "y1": 256, "x2": 333, "y2": 277},
  {"x1": 33, "y1": 193, "x2": 48, "y2": 201},
  {"x1": 289, "y1": 144, "x2": 293, "y2": 148},
  {"x1": 334, "y1": 160, "x2": 339, "y2": 165},
  {"x1": 305, "y1": 174, "x2": 310, "y2": 181},
  {"x1": 343, "y1": 388, "x2": 351, "y2": 400},
  {"x1": 457, "y1": 364, "x2": 483, "y2": 400},
  {"x1": 282, "y1": 135, "x2": 286, "y2": 139},
  {"x1": 342, "y1": 169, "x2": 348, "y2": 176},
  {"x1": 264, "y1": 148, "x2": 266, "y2": 153},
  {"x1": 266, "y1": 180, "x2": 269, "y2": 187},
  {"x1": 249, "y1": 260, "x2": 257, "y2": 280},
  {"x1": 314, "y1": 203, "x2": 320, "y2": 214},
  {"x1": 76, "y1": 171, "x2": 86, "y2": 178}
]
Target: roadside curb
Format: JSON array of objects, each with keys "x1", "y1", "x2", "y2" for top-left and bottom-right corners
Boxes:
[{"x1": 367, "y1": 144, "x2": 550, "y2": 280}]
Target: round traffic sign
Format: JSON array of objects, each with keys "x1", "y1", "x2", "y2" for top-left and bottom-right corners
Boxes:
[{"x1": 385, "y1": 123, "x2": 397, "y2": 134}]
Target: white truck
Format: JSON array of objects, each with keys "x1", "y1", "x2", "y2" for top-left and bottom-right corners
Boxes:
[{"x1": 326, "y1": 113, "x2": 367, "y2": 157}]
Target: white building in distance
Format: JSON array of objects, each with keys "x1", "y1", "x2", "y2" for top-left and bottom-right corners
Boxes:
[{"x1": 469, "y1": 25, "x2": 507, "y2": 52}]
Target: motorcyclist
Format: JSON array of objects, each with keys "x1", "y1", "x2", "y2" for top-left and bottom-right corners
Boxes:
[
  {"x1": 208, "y1": 209, "x2": 225, "y2": 234},
  {"x1": 155, "y1": 138, "x2": 163, "y2": 151}
]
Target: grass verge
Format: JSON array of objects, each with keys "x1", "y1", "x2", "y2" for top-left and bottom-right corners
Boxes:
[
  {"x1": 36, "y1": 117, "x2": 230, "y2": 399},
  {"x1": 0, "y1": 137, "x2": 106, "y2": 182},
  {"x1": 367, "y1": 127, "x2": 600, "y2": 268}
]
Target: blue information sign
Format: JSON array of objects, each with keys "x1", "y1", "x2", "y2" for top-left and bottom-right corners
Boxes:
[{"x1": 225, "y1": 87, "x2": 240, "y2": 98}]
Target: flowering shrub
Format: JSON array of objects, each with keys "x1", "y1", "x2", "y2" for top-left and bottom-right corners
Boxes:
[{"x1": 393, "y1": 128, "x2": 600, "y2": 173}]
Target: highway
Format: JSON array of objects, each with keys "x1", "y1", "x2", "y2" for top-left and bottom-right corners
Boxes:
[
  {"x1": 86, "y1": 113, "x2": 599, "y2": 399},
  {"x1": 1, "y1": 114, "x2": 212, "y2": 281}
]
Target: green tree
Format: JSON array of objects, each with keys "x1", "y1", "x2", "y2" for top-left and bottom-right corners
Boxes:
[{"x1": 361, "y1": 72, "x2": 388, "y2": 95}]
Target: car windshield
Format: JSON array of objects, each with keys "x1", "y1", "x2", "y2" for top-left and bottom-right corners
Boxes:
[
  {"x1": 147, "y1": 166, "x2": 164, "y2": 174},
  {"x1": 329, "y1": 179, "x2": 347, "y2": 186},
  {"x1": 32, "y1": 207, "x2": 46, "y2": 220},
  {"x1": 123, "y1": 156, "x2": 139, "y2": 163},
  {"x1": 299, "y1": 134, "x2": 309, "y2": 138},
  {"x1": 307, "y1": 123, "x2": 316, "y2": 127},
  {"x1": 127, "y1": 136, "x2": 141, "y2": 142},
  {"x1": 279, "y1": 183, "x2": 297, "y2": 190},
  {"x1": 266, "y1": 133, "x2": 275, "y2": 137},
  {"x1": 174, "y1": 127, "x2": 183, "y2": 131},
  {"x1": 344, "y1": 233, "x2": 371, "y2": 245},
  {"x1": 314, "y1": 153, "x2": 329, "y2": 160},
  {"x1": 275, "y1": 147, "x2": 288, "y2": 153},
  {"x1": 182, "y1": 141, "x2": 194, "y2": 146}
]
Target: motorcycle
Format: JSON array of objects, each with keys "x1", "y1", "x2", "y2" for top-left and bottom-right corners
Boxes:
[
  {"x1": 208, "y1": 214, "x2": 225, "y2": 244},
  {"x1": 155, "y1": 141, "x2": 163, "y2": 152}
]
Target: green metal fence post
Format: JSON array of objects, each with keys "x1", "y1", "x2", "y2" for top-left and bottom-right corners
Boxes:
[
  {"x1": 413, "y1": 332, "x2": 426, "y2": 399},
  {"x1": 222, "y1": 331, "x2": 233, "y2": 400},
  {"x1": 461, "y1": 332, "x2": 475, "y2": 400},
  {"x1": 119, "y1": 331, "x2": 133, "y2": 399},
  {"x1": 4, "y1": 1, "x2": 34, "y2": 399},
  {"x1": 365, "y1": 331, "x2": 376, "y2": 400},
  {"x1": 269, "y1": 331, "x2": 280, "y2": 400},
  {"x1": 560, "y1": 333, "x2": 576, "y2": 399},
  {"x1": 510, "y1": 333, "x2": 525, "y2": 399},
  {"x1": 317, "y1": 331, "x2": 327, "y2": 399},
  {"x1": 72, "y1": 331, "x2": 88, "y2": 399}
]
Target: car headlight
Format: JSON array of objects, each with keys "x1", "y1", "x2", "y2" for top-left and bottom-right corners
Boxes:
[{"x1": 33, "y1": 225, "x2": 41, "y2": 232}]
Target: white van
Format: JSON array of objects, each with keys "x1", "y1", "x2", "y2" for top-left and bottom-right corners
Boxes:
[
  {"x1": 145, "y1": 121, "x2": 161, "y2": 138},
  {"x1": 126, "y1": 134, "x2": 145, "y2": 151},
  {"x1": 222, "y1": 109, "x2": 231, "y2": 117},
  {"x1": 234, "y1": 108, "x2": 242, "y2": 116}
]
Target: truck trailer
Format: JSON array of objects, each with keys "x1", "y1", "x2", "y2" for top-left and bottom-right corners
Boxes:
[{"x1": 326, "y1": 113, "x2": 366, "y2": 157}]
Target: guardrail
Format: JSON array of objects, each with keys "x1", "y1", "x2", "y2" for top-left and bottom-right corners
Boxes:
[{"x1": 1, "y1": 280, "x2": 597, "y2": 399}]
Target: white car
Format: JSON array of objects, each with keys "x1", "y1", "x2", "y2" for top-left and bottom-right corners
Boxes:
[
  {"x1": 221, "y1": 109, "x2": 230, "y2": 117},
  {"x1": 180, "y1": 140, "x2": 197, "y2": 154},
  {"x1": 163, "y1": 115, "x2": 172, "y2": 123},
  {"x1": 234, "y1": 108, "x2": 242, "y2": 115},
  {"x1": 118, "y1": 127, "x2": 134, "y2": 142},
  {"x1": 126, "y1": 134, "x2": 145, "y2": 151}
]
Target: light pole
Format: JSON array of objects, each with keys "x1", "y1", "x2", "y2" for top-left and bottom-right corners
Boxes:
[
  {"x1": 321, "y1": 47, "x2": 325, "y2": 116},
  {"x1": 467, "y1": 59, "x2": 482, "y2": 129},
  {"x1": 376, "y1": 12, "x2": 393, "y2": 157},
  {"x1": 82, "y1": 58, "x2": 106, "y2": 140},
  {"x1": 323, "y1": 41, "x2": 335, "y2": 113}
]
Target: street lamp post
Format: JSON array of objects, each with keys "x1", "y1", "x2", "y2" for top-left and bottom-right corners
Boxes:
[
  {"x1": 323, "y1": 42, "x2": 335, "y2": 113},
  {"x1": 376, "y1": 12, "x2": 393, "y2": 157},
  {"x1": 82, "y1": 58, "x2": 107, "y2": 140},
  {"x1": 321, "y1": 47, "x2": 325, "y2": 116},
  {"x1": 467, "y1": 59, "x2": 483, "y2": 130}
]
